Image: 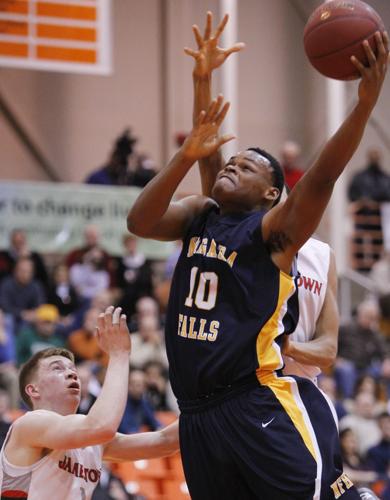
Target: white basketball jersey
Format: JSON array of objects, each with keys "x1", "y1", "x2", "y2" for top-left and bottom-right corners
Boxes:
[
  {"x1": 0, "y1": 422, "x2": 103, "y2": 500},
  {"x1": 283, "y1": 237, "x2": 330, "y2": 381}
]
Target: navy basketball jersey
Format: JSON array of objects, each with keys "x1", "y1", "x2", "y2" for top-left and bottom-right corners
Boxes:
[{"x1": 165, "y1": 205, "x2": 297, "y2": 401}]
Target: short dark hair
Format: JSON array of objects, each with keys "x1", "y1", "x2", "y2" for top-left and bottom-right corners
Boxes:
[
  {"x1": 19, "y1": 348, "x2": 75, "y2": 409},
  {"x1": 247, "y1": 147, "x2": 284, "y2": 206}
]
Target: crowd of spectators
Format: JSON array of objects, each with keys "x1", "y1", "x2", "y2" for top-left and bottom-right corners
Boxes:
[{"x1": 0, "y1": 140, "x2": 389, "y2": 496}]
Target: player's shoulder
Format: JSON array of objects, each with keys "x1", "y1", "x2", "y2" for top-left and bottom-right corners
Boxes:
[{"x1": 13, "y1": 410, "x2": 57, "y2": 431}]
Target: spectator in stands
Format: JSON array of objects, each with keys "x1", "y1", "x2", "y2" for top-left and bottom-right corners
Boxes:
[
  {"x1": 280, "y1": 140, "x2": 304, "y2": 189},
  {"x1": 116, "y1": 234, "x2": 153, "y2": 318},
  {"x1": 348, "y1": 148, "x2": 390, "y2": 272},
  {"x1": 317, "y1": 374, "x2": 347, "y2": 421},
  {"x1": 340, "y1": 427, "x2": 378, "y2": 488},
  {"x1": 348, "y1": 148, "x2": 390, "y2": 204},
  {"x1": 0, "y1": 310, "x2": 18, "y2": 408},
  {"x1": 118, "y1": 369, "x2": 162, "y2": 434},
  {"x1": 67, "y1": 307, "x2": 108, "y2": 366},
  {"x1": 367, "y1": 412, "x2": 390, "y2": 478},
  {"x1": 47, "y1": 263, "x2": 80, "y2": 322},
  {"x1": 0, "y1": 228, "x2": 49, "y2": 290},
  {"x1": 16, "y1": 304, "x2": 65, "y2": 366},
  {"x1": 350, "y1": 374, "x2": 388, "y2": 415},
  {"x1": 340, "y1": 392, "x2": 382, "y2": 457},
  {"x1": 0, "y1": 389, "x2": 12, "y2": 448},
  {"x1": 85, "y1": 129, "x2": 137, "y2": 186},
  {"x1": 69, "y1": 247, "x2": 110, "y2": 301},
  {"x1": 129, "y1": 296, "x2": 160, "y2": 332},
  {"x1": 92, "y1": 464, "x2": 134, "y2": 500},
  {"x1": 65, "y1": 224, "x2": 114, "y2": 283},
  {"x1": 335, "y1": 299, "x2": 387, "y2": 398},
  {"x1": 0, "y1": 257, "x2": 45, "y2": 329},
  {"x1": 131, "y1": 315, "x2": 167, "y2": 370},
  {"x1": 143, "y1": 360, "x2": 171, "y2": 412}
]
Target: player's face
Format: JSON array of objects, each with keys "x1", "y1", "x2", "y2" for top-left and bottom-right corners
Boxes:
[
  {"x1": 34, "y1": 356, "x2": 81, "y2": 414},
  {"x1": 212, "y1": 150, "x2": 277, "y2": 211}
]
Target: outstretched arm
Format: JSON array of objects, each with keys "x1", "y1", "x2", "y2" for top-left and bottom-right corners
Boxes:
[
  {"x1": 185, "y1": 12, "x2": 244, "y2": 196},
  {"x1": 127, "y1": 97, "x2": 235, "y2": 241},
  {"x1": 283, "y1": 249, "x2": 338, "y2": 370},
  {"x1": 103, "y1": 420, "x2": 179, "y2": 462},
  {"x1": 10, "y1": 307, "x2": 131, "y2": 451},
  {"x1": 263, "y1": 32, "x2": 389, "y2": 273}
]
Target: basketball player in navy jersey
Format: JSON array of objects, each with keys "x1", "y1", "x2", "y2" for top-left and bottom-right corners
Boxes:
[{"x1": 127, "y1": 18, "x2": 388, "y2": 499}]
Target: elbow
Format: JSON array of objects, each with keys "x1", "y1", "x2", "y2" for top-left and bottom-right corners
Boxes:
[
  {"x1": 127, "y1": 211, "x2": 147, "y2": 238},
  {"x1": 96, "y1": 425, "x2": 117, "y2": 443},
  {"x1": 319, "y1": 344, "x2": 337, "y2": 369}
]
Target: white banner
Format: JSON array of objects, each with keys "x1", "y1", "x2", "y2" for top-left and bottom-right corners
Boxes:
[{"x1": 0, "y1": 181, "x2": 175, "y2": 258}]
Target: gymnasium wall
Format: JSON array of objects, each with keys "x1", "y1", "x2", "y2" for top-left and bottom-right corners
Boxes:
[{"x1": 0, "y1": 0, "x2": 389, "y2": 191}]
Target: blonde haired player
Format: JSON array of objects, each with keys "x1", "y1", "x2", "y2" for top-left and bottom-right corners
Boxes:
[{"x1": 0, "y1": 306, "x2": 178, "y2": 499}]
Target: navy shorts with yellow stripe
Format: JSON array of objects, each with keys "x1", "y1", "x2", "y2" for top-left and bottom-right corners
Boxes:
[{"x1": 179, "y1": 375, "x2": 360, "y2": 500}]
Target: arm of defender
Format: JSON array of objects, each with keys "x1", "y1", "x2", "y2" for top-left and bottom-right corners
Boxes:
[
  {"x1": 283, "y1": 249, "x2": 338, "y2": 370},
  {"x1": 185, "y1": 12, "x2": 244, "y2": 196},
  {"x1": 103, "y1": 420, "x2": 179, "y2": 462},
  {"x1": 263, "y1": 33, "x2": 389, "y2": 272},
  {"x1": 11, "y1": 410, "x2": 118, "y2": 451}
]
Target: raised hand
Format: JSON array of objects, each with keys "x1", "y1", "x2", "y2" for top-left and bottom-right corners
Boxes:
[
  {"x1": 96, "y1": 306, "x2": 131, "y2": 355},
  {"x1": 352, "y1": 31, "x2": 389, "y2": 109},
  {"x1": 181, "y1": 95, "x2": 235, "y2": 162},
  {"x1": 184, "y1": 11, "x2": 245, "y2": 78}
]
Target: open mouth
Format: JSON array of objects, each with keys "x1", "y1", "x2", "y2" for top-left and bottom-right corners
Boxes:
[
  {"x1": 219, "y1": 174, "x2": 235, "y2": 185},
  {"x1": 68, "y1": 382, "x2": 80, "y2": 391}
]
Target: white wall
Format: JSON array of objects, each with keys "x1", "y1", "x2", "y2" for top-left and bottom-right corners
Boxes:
[{"x1": 0, "y1": 0, "x2": 389, "y2": 190}]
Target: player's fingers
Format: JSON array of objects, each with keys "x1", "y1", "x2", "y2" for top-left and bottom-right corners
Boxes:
[
  {"x1": 382, "y1": 31, "x2": 389, "y2": 54},
  {"x1": 215, "y1": 101, "x2": 230, "y2": 126},
  {"x1": 225, "y1": 42, "x2": 246, "y2": 56},
  {"x1": 104, "y1": 305, "x2": 115, "y2": 329},
  {"x1": 196, "y1": 109, "x2": 207, "y2": 126},
  {"x1": 214, "y1": 13, "x2": 229, "y2": 40},
  {"x1": 375, "y1": 31, "x2": 386, "y2": 58},
  {"x1": 120, "y1": 314, "x2": 129, "y2": 334},
  {"x1": 210, "y1": 95, "x2": 224, "y2": 120},
  {"x1": 351, "y1": 55, "x2": 366, "y2": 75},
  {"x1": 97, "y1": 313, "x2": 105, "y2": 333},
  {"x1": 206, "y1": 98, "x2": 219, "y2": 121},
  {"x1": 192, "y1": 25, "x2": 203, "y2": 48},
  {"x1": 95, "y1": 326, "x2": 101, "y2": 343},
  {"x1": 112, "y1": 307, "x2": 122, "y2": 326},
  {"x1": 184, "y1": 47, "x2": 199, "y2": 59},
  {"x1": 204, "y1": 11, "x2": 212, "y2": 40},
  {"x1": 362, "y1": 39, "x2": 376, "y2": 66}
]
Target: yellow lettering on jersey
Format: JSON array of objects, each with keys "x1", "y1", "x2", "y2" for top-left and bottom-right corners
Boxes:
[
  {"x1": 195, "y1": 238, "x2": 208, "y2": 256},
  {"x1": 178, "y1": 314, "x2": 184, "y2": 336},
  {"x1": 330, "y1": 473, "x2": 353, "y2": 498},
  {"x1": 218, "y1": 245, "x2": 227, "y2": 262},
  {"x1": 340, "y1": 474, "x2": 353, "y2": 489},
  {"x1": 226, "y1": 251, "x2": 238, "y2": 268},
  {"x1": 197, "y1": 318, "x2": 208, "y2": 340},
  {"x1": 180, "y1": 314, "x2": 188, "y2": 338},
  {"x1": 187, "y1": 316, "x2": 198, "y2": 339},
  {"x1": 206, "y1": 239, "x2": 218, "y2": 258},
  {"x1": 187, "y1": 237, "x2": 200, "y2": 257},
  {"x1": 208, "y1": 320, "x2": 220, "y2": 342}
]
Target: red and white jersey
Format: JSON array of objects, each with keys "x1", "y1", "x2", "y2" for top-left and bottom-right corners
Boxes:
[
  {"x1": 0, "y1": 421, "x2": 103, "y2": 500},
  {"x1": 283, "y1": 237, "x2": 330, "y2": 381}
]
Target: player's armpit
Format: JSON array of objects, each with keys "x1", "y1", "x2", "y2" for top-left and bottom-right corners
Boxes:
[
  {"x1": 13, "y1": 410, "x2": 115, "y2": 451},
  {"x1": 103, "y1": 421, "x2": 179, "y2": 462}
]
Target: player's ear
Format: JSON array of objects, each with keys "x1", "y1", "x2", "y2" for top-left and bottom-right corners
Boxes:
[
  {"x1": 264, "y1": 187, "x2": 280, "y2": 203},
  {"x1": 25, "y1": 383, "x2": 40, "y2": 402}
]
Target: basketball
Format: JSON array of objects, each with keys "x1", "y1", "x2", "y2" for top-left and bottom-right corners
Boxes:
[{"x1": 303, "y1": 0, "x2": 385, "y2": 80}]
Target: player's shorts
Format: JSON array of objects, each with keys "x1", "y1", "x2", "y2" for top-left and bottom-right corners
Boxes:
[{"x1": 178, "y1": 373, "x2": 360, "y2": 500}]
